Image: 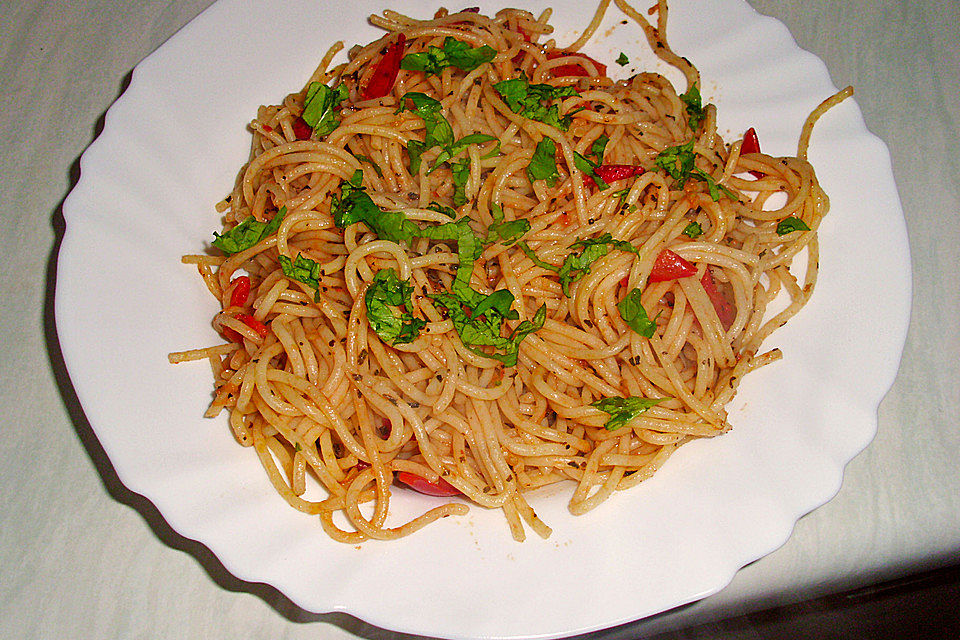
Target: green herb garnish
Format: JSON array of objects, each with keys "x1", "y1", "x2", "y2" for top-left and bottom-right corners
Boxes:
[
  {"x1": 364, "y1": 269, "x2": 425, "y2": 345},
  {"x1": 450, "y1": 159, "x2": 471, "y2": 207},
  {"x1": 617, "y1": 288, "x2": 657, "y2": 337},
  {"x1": 616, "y1": 52, "x2": 629, "y2": 66},
  {"x1": 278, "y1": 253, "x2": 322, "y2": 298},
  {"x1": 400, "y1": 37, "x2": 497, "y2": 76},
  {"x1": 419, "y1": 216, "x2": 543, "y2": 365},
  {"x1": 353, "y1": 153, "x2": 384, "y2": 178},
  {"x1": 485, "y1": 203, "x2": 530, "y2": 246},
  {"x1": 302, "y1": 83, "x2": 349, "y2": 138},
  {"x1": 679, "y1": 84, "x2": 705, "y2": 132},
  {"x1": 573, "y1": 151, "x2": 610, "y2": 190},
  {"x1": 331, "y1": 170, "x2": 420, "y2": 244},
  {"x1": 590, "y1": 396, "x2": 667, "y2": 430},
  {"x1": 432, "y1": 290, "x2": 546, "y2": 366},
  {"x1": 682, "y1": 221, "x2": 704, "y2": 238},
  {"x1": 212, "y1": 206, "x2": 287, "y2": 255},
  {"x1": 493, "y1": 75, "x2": 580, "y2": 131},
  {"x1": 427, "y1": 201, "x2": 458, "y2": 218},
  {"x1": 432, "y1": 133, "x2": 498, "y2": 169},
  {"x1": 776, "y1": 216, "x2": 811, "y2": 235},
  {"x1": 655, "y1": 140, "x2": 737, "y2": 202},
  {"x1": 527, "y1": 137, "x2": 559, "y2": 186},
  {"x1": 519, "y1": 233, "x2": 638, "y2": 296}
]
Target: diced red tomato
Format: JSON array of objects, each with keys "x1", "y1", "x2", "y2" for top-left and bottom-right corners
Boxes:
[
  {"x1": 362, "y1": 33, "x2": 407, "y2": 100},
  {"x1": 292, "y1": 116, "x2": 313, "y2": 141},
  {"x1": 594, "y1": 164, "x2": 645, "y2": 183},
  {"x1": 236, "y1": 313, "x2": 270, "y2": 338},
  {"x1": 229, "y1": 275, "x2": 251, "y2": 307},
  {"x1": 546, "y1": 50, "x2": 607, "y2": 77},
  {"x1": 648, "y1": 249, "x2": 697, "y2": 283},
  {"x1": 396, "y1": 471, "x2": 461, "y2": 497},
  {"x1": 741, "y1": 127, "x2": 764, "y2": 179},
  {"x1": 701, "y1": 269, "x2": 736, "y2": 330}
]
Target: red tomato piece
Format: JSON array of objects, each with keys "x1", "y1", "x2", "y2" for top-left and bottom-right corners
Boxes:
[
  {"x1": 701, "y1": 269, "x2": 736, "y2": 330},
  {"x1": 362, "y1": 33, "x2": 407, "y2": 101},
  {"x1": 741, "y1": 127, "x2": 764, "y2": 179},
  {"x1": 648, "y1": 249, "x2": 697, "y2": 283},
  {"x1": 594, "y1": 164, "x2": 645, "y2": 183},
  {"x1": 546, "y1": 50, "x2": 607, "y2": 77},
  {"x1": 229, "y1": 275, "x2": 251, "y2": 307},
  {"x1": 396, "y1": 471, "x2": 461, "y2": 497},
  {"x1": 292, "y1": 116, "x2": 313, "y2": 141},
  {"x1": 235, "y1": 313, "x2": 269, "y2": 338}
]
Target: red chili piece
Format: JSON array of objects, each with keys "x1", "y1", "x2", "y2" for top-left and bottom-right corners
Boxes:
[
  {"x1": 236, "y1": 313, "x2": 270, "y2": 338},
  {"x1": 648, "y1": 249, "x2": 697, "y2": 283},
  {"x1": 292, "y1": 116, "x2": 313, "y2": 141},
  {"x1": 546, "y1": 50, "x2": 607, "y2": 77},
  {"x1": 229, "y1": 275, "x2": 251, "y2": 307},
  {"x1": 701, "y1": 269, "x2": 736, "y2": 330},
  {"x1": 396, "y1": 471, "x2": 461, "y2": 497},
  {"x1": 362, "y1": 33, "x2": 407, "y2": 101},
  {"x1": 593, "y1": 164, "x2": 645, "y2": 183},
  {"x1": 741, "y1": 127, "x2": 764, "y2": 179}
]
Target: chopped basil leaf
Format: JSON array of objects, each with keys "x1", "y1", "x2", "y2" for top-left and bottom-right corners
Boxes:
[
  {"x1": 617, "y1": 288, "x2": 657, "y2": 337},
  {"x1": 616, "y1": 52, "x2": 629, "y2": 66},
  {"x1": 527, "y1": 137, "x2": 559, "y2": 186},
  {"x1": 279, "y1": 253, "x2": 322, "y2": 293},
  {"x1": 399, "y1": 93, "x2": 495, "y2": 177},
  {"x1": 419, "y1": 215, "x2": 543, "y2": 365},
  {"x1": 655, "y1": 140, "x2": 736, "y2": 201},
  {"x1": 418, "y1": 216, "x2": 479, "y2": 297},
  {"x1": 485, "y1": 203, "x2": 530, "y2": 246},
  {"x1": 400, "y1": 37, "x2": 497, "y2": 76},
  {"x1": 302, "y1": 83, "x2": 349, "y2": 138},
  {"x1": 692, "y1": 167, "x2": 738, "y2": 202},
  {"x1": 365, "y1": 269, "x2": 425, "y2": 345},
  {"x1": 353, "y1": 153, "x2": 384, "y2": 178},
  {"x1": 331, "y1": 171, "x2": 420, "y2": 244},
  {"x1": 519, "y1": 233, "x2": 638, "y2": 296},
  {"x1": 493, "y1": 76, "x2": 580, "y2": 131},
  {"x1": 590, "y1": 396, "x2": 667, "y2": 430},
  {"x1": 432, "y1": 132, "x2": 497, "y2": 170},
  {"x1": 776, "y1": 216, "x2": 811, "y2": 235},
  {"x1": 450, "y1": 159, "x2": 471, "y2": 207},
  {"x1": 590, "y1": 134, "x2": 609, "y2": 164},
  {"x1": 573, "y1": 151, "x2": 610, "y2": 190},
  {"x1": 679, "y1": 84, "x2": 705, "y2": 131},
  {"x1": 212, "y1": 206, "x2": 287, "y2": 255},
  {"x1": 655, "y1": 139, "x2": 697, "y2": 182},
  {"x1": 399, "y1": 92, "x2": 455, "y2": 172},
  {"x1": 427, "y1": 201, "x2": 458, "y2": 218},
  {"x1": 406, "y1": 140, "x2": 427, "y2": 174},
  {"x1": 433, "y1": 291, "x2": 546, "y2": 366},
  {"x1": 682, "y1": 221, "x2": 704, "y2": 238}
]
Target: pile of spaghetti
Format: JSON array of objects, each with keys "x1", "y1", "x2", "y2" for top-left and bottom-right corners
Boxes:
[{"x1": 170, "y1": 0, "x2": 851, "y2": 542}]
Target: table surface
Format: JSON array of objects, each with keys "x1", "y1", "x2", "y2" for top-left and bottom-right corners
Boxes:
[{"x1": 2, "y1": 0, "x2": 958, "y2": 638}]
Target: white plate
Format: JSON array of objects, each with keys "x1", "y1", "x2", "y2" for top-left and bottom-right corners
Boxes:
[{"x1": 56, "y1": 0, "x2": 911, "y2": 638}]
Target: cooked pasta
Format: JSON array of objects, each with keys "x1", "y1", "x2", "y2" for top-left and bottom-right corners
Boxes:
[{"x1": 170, "y1": 0, "x2": 851, "y2": 543}]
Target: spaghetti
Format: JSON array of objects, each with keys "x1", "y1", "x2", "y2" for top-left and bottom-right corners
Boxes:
[{"x1": 170, "y1": 0, "x2": 851, "y2": 542}]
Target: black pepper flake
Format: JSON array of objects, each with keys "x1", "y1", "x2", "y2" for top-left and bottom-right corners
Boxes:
[
  {"x1": 408, "y1": 401, "x2": 420, "y2": 408},
  {"x1": 352, "y1": 373, "x2": 362, "y2": 381},
  {"x1": 358, "y1": 349, "x2": 368, "y2": 365}
]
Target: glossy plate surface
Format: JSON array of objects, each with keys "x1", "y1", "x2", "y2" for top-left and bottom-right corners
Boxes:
[{"x1": 56, "y1": 1, "x2": 911, "y2": 638}]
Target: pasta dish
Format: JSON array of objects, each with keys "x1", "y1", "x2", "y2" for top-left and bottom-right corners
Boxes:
[{"x1": 170, "y1": 0, "x2": 851, "y2": 543}]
